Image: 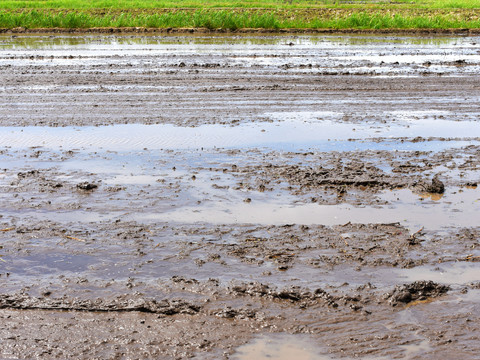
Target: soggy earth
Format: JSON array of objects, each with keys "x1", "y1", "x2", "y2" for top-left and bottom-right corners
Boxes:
[{"x1": 0, "y1": 34, "x2": 480, "y2": 359}]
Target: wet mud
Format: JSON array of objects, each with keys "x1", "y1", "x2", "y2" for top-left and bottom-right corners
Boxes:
[{"x1": 1, "y1": 34, "x2": 480, "y2": 359}]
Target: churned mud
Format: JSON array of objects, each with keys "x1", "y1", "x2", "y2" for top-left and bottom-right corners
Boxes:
[{"x1": 0, "y1": 34, "x2": 480, "y2": 359}]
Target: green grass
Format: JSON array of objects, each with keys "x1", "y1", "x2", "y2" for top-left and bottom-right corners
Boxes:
[
  {"x1": 1, "y1": 9, "x2": 479, "y2": 29},
  {"x1": 1, "y1": 0, "x2": 479, "y2": 9},
  {"x1": 0, "y1": 10, "x2": 284, "y2": 29},
  {"x1": 0, "y1": 0, "x2": 479, "y2": 30}
]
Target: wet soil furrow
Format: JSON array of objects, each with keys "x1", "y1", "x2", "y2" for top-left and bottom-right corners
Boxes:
[{"x1": 1, "y1": 34, "x2": 480, "y2": 359}]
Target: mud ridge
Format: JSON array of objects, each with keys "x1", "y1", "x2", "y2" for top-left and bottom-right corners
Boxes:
[
  {"x1": 0, "y1": 294, "x2": 202, "y2": 315},
  {"x1": 2, "y1": 27, "x2": 480, "y2": 36}
]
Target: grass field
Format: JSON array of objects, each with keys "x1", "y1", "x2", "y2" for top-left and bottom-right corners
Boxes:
[
  {"x1": 1, "y1": 0, "x2": 479, "y2": 9},
  {"x1": 1, "y1": 0, "x2": 479, "y2": 30}
]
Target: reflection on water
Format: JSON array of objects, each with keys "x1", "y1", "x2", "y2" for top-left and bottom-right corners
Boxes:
[
  {"x1": 1, "y1": 34, "x2": 479, "y2": 78},
  {"x1": 398, "y1": 262, "x2": 480, "y2": 285},
  {"x1": 0, "y1": 119, "x2": 479, "y2": 151},
  {"x1": 134, "y1": 187, "x2": 480, "y2": 230},
  {"x1": 233, "y1": 334, "x2": 332, "y2": 360},
  {"x1": 0, "y1": 34, "x2": 463, "y2": 49},
  {"x1": 134, "y1": 197, "x2": 479, "y2": 230},
  {"x1": 419, "y1": 192, "x2": 444, "y2": 201},
  {"x1": 399, "y1": 340, "x2": 432, "y2": 359}
]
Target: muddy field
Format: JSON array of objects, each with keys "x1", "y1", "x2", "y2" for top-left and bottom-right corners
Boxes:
[{"x1": 0, "y1": 34, "x2": 480, "y2": 359}]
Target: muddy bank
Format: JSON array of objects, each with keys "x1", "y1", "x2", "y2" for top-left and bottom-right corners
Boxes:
[
  {"x1": 0, "y1": 146, "x2": 479, "y2": 228},
  {"x1": 3, "y1": 27, "x2": 480, "y2": 35},
  {"x1": 1, "y1": 208, "x2": 479, "y2": 358},
  {"x1": 1, "y1": 35, "x2": 480, "y2": 359},
  {"x1": 1, "y1": 34, "x2": 480, "y2": 128},
  {"x1": 1, "y1": 286, "x2": 479, "y2": 359}
]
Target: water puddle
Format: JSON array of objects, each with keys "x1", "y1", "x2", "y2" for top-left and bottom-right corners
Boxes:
[
  {"x1": 104, "y1": 174, "x2": 159, "y2": 185},
  {"x1": 134, "y1": 187, "x2": 480, "y2": 230},
  {"x1": 233, "y1": 334, "x2": 332, "y2": 360},
  {"x1": 10, "y1": 253, "x2": 97, "y2": 275},
  {"x1": 0, "y1": 120, "x2": 479, "y2": 152},
  {"x1": 232, "y1": 332, "x2": 428, "y2": 360},
  {"x1": 399, "y1": 340, "x2": 432, "y2": 359},
  {"x1": 0, "y1": 33, "x2": 464, "y2": 49},
  {"x1": 398, "y1": 262, "x2": 480, "y2": 285},
  {"x1": 1, "y1": 142, "x2": 479, "y2": 231}
]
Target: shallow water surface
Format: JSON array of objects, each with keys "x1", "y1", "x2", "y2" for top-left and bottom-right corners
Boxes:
[
  {"x1": 0, "y1": 119, "x2": 479, "y2": 151},
  {"x1": 233, "y1": 334, "x2": 333, "y2": 360},
  {"x1": 1, "y1": 34, "x2": 480, "y2": 360}
]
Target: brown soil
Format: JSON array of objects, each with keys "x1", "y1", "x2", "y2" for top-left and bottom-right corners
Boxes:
[
  {"x1": 0, "y1": 34, "x2": 480, "y2": 359},
  {"x1": 2, "y1": 27, "x2": 480, "y2": 35}
]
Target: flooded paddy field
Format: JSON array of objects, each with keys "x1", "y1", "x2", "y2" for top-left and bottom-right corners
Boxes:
[{"x1": 0, "y1": 34, "x2": 480, "y2": 359}]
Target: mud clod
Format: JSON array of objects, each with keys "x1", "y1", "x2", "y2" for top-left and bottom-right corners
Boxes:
[
  {"x1": 76, "y1": 182, "x2": 98, "y2": 191},
  {"x1": 428, "y1": 176, "x2": 445, "y2": 194},
  {"x1": 414, "y1": 175, "x2": 445, "y2": 194},
  {"x1": 387, "y1": 281, "x2": 450, "y2": 306}
]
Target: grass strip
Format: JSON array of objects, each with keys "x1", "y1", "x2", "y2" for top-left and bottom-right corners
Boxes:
[
  {"x1": 0, "y1": 9, "x2": 479, "y2": 30},
  {"x1": 1, "y1": 0, "x2": 480, "y2": 9}
]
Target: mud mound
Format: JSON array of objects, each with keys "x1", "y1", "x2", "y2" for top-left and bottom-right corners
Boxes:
[
  {"x1": 413, "y1": 175, "x2": 445, "y2": 194},
  {"x1": 386, "y1": 281, "x2": 449, "y2": 306},
  {"x1": 0, "y1": 294, "x2": 201, "y2": 315}
]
